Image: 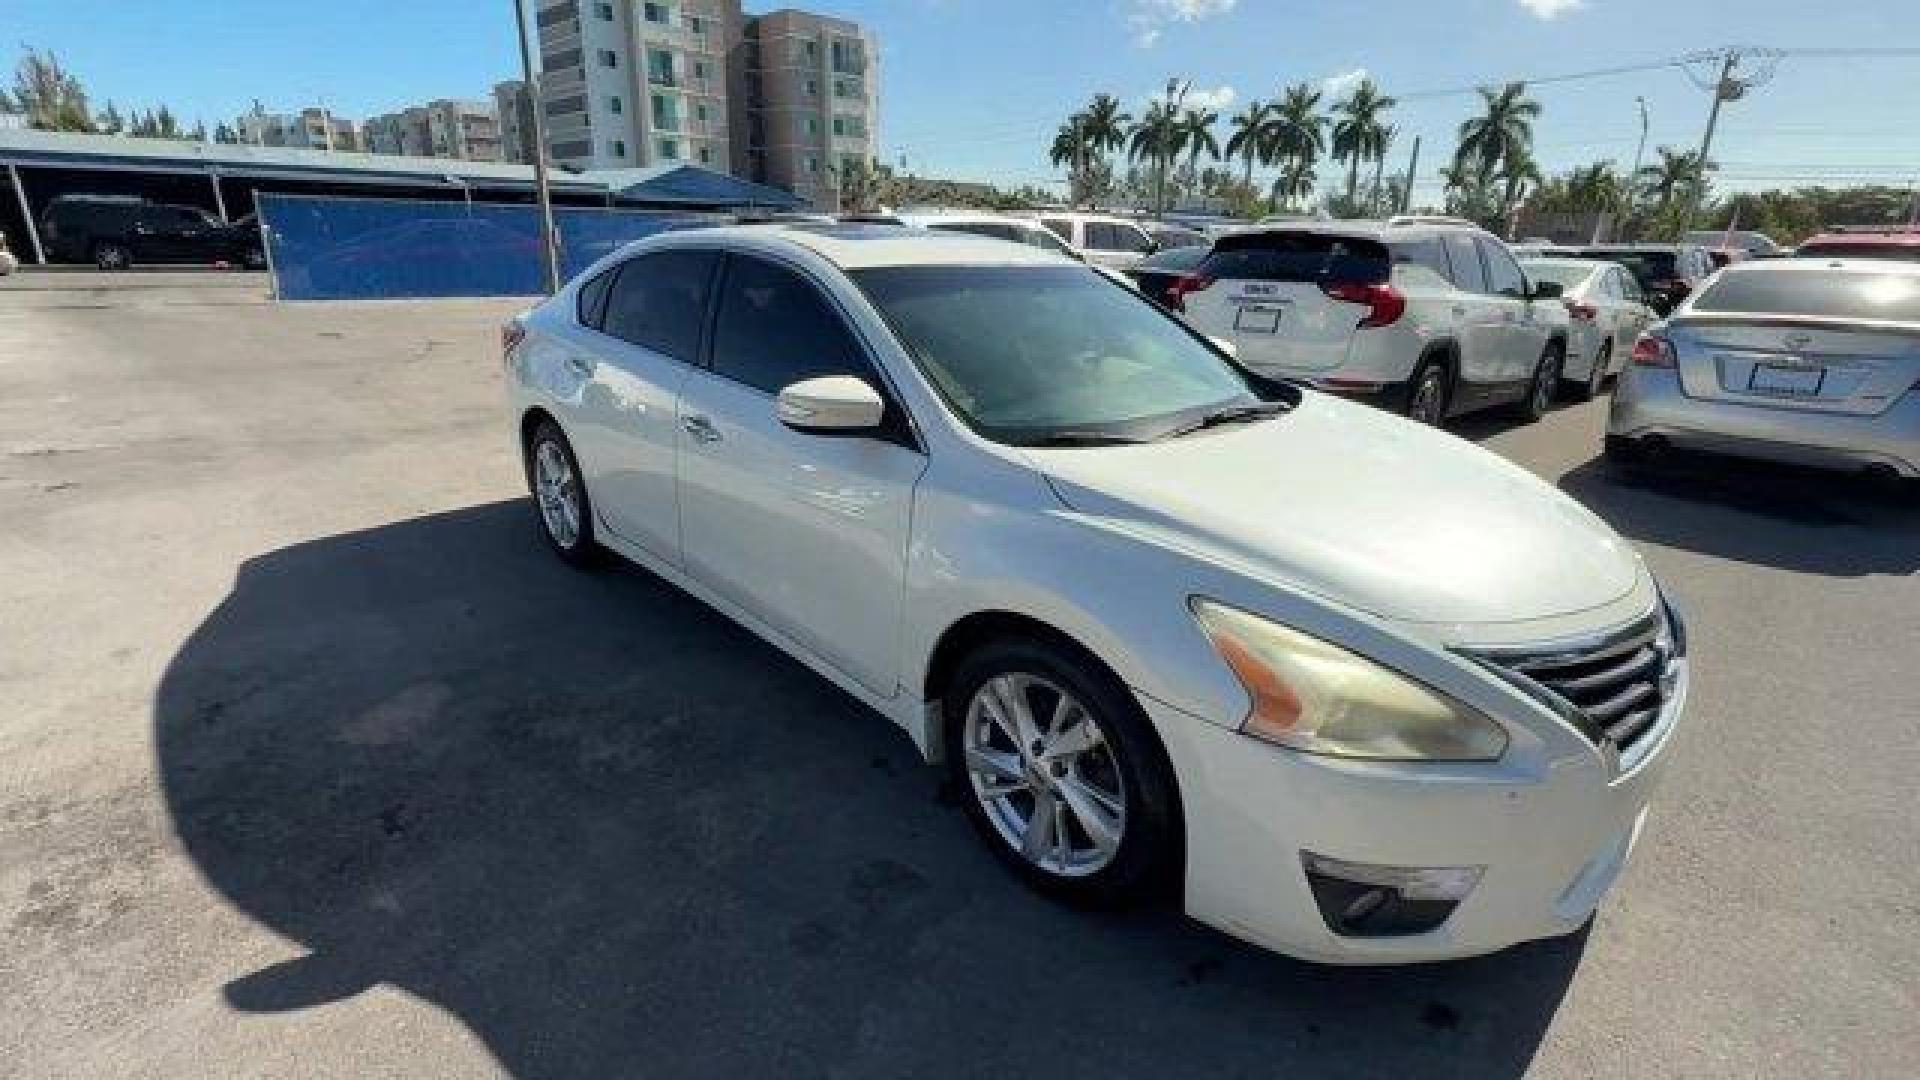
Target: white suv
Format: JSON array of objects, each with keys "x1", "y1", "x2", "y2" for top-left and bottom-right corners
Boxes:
[
  {"x1": 1180, "y1": 220, "x2": 1572, "y2": 425},
  {"x1": 1035, "y1": 212, "x2": 1157, "y2": 272}
]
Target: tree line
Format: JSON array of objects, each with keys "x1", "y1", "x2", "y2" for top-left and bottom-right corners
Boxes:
[
  {"x1": 1, "y1": 48, "x2": 235, "y2": 143},
  {"x1": 1046, "y1": 77, "x2": 1911, "y2": 243}
]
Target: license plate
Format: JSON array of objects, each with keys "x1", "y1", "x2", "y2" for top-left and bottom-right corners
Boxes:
[
  {"x1": 1748, "y1": 362, "x2": 1824, "y2": 397},
  {"x1": 1235, "y1": 306, "x2": 1281, "y2": 333}
]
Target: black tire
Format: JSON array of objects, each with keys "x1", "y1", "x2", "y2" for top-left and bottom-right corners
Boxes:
[
  {"x1": 1603, "y1": 433, "x2": 1655, "y2": 477},
  {"x1": 242, "y1": 247, "x2": 267, "y2": 270},
  {"x1": 523, "y1": 419, "x2": 606, "y2": 569},
  {"x1": 943, "y1": 637, "x2": 1181, "y2": 908},
  {"x1": 1512, "y1": 340, "x2": 1564, "y2": 422},
  {"x1": 1575, "y1": 340, "x2": 1613, "y2": 401},
  {"x1": 1404, "y1": 356, "x2": 1451, "y2": 426},
  {"x1": 93, "y1": 241, "x2": 131, "y2": 271}
]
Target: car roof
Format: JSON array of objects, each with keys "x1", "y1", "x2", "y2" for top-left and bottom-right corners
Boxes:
[
  {"x1": 1726, "y1": 255, "x2": 1920, "y2": 276},
  {"x1": 1800, "y1": 231, "x2": 1920, "y2": 247},
  {"x1": 1033, "y1": 211, "x2": 1146, "y2": 227},
  {"x1": 650, "y1": 222, "x2": 1070, "y2": 269},
  {"x1": 891, "y1": 211, "x2": 1045, "y2": 231},
  {"x1": 1519, "y1": 257, "x2": 1612, "y2": 273},
  {"x1": 1226, "y1": 218, "x2": 1491, "y2": 243}
]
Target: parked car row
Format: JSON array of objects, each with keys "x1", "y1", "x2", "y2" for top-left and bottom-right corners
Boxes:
[
  {"x1": 36, "y1": 193, "x2": 265, "y2": 270},
  {"x1": 504, "y1": 221, "x2": 1691, "y2": 967}
]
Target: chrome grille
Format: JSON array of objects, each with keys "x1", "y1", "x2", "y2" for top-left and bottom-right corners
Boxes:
[{"x1": 1464, "y1": 604, "x2": 1682, "y2": 756}]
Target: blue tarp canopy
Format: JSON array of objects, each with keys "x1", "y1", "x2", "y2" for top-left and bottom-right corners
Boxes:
[{"x1": 587, "y1": 164, "x2": 807, "y2": 210}]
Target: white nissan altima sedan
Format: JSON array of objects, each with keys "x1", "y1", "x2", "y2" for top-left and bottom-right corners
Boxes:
[{"x1": 503, "y1": 223, "x2": 1689, "y2": 964}]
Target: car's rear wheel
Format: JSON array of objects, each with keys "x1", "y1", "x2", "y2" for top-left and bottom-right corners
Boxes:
[
  {"x1": 1514, "y1": 342, "x2": 1564, "y2": 422},
  {"x1": 1405, "y1": 358, "x2": 1451, "y2": 426},
  {"x1": 945, "y1": 638, "x2": 1180, "y2": 907},
  {"x1": 524, "y1": 419, "x2": 604, "y2": 568},
  {"x1": 93, "y1": 241, "x2": 131, "y2": 271}
]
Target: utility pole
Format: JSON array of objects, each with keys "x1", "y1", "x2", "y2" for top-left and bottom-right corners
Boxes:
[
  {"x1": 1622, "y1": 95, "x2": 1649, "y2": 239},
  {"x1": 1684, "y1": 51, "x2": 1738, "y2": 233},
  {"x1": 1399, "y1": 135, "x2": 1420, "y2": 215},
  {"x1": 513, "y1": 0, "x2": 562, "y2": 294}
]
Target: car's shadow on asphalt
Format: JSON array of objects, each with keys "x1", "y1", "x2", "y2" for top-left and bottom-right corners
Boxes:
[
  {"x1": 1559, "y1": 453, "x2": 1920, "y2": 576},
  {"x1": 157, "y1": 499, "x2": 1586, "y2": 1079}
]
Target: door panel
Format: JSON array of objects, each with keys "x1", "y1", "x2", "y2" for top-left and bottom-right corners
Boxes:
[
  {"x1": 1479, "y1": 239, "x2": 1538, "y2": 386},
  {"x1": 677, "y1": 253, "x2": 924, "y2": 697},
  {"x1": 1442, "y1": 234, "x2": 1503, "y2": 390},
  {"x1": 570, "y1": 249, "x2": 721, "y2": 565}
]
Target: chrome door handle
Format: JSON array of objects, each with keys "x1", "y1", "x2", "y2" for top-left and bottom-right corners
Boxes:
[
  {"x1": 1451, "y1": 304, "x2": 1467, "y2": 317},
  {"x1": 682, "y1": 414, "x2": 722, "y2": 443}
]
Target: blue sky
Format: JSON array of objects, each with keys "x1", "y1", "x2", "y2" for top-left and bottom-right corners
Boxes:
[{"x1": 8, "y1": 0, "x2": 1919, "y2": 199}]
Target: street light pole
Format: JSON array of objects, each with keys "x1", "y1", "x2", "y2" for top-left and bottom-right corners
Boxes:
[
  {"x1": 1622, "y1": 95, "x2": 1649, "y2": 239},
  {"x1": 1684, "y1": 51, "x2": 1739, "y2": 234},
  {"x1": 513, "y1": 0, "x2": 562, "y2": 294}
]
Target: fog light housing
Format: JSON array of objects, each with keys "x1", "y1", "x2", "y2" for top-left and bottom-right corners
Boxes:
[{"x1": 1301, "y1": 852, "x2": 1483, "y2": 938}]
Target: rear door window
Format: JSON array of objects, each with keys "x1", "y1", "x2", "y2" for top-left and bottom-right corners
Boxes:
[
  {"x1": 1200, "y1": 232, "x2": 1389, "y2": 285},
  {"x1": 1392, "y1": 237, "x2": 1452, "y2": 287},
  {"x1": 1085, "y1": 222, "x2": 1152, "y2": 253},
  {"x1": 600, "y1": 249, "x2": 720, "y2": 362},
  {"x1": 1479, "y1": 240, "x2": 1527, "y2": 298},
  {"x1": 1690, "y1": 269, "x2": 1920, "y2": 322},
  {"x1": 1443, "y1": 235, "x2": 1487, "y2": 293}
]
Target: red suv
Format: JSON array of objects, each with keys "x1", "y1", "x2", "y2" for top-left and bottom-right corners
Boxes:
[{"x1": 1794, "y1": 229, "x2": 1920, "y2": 262}]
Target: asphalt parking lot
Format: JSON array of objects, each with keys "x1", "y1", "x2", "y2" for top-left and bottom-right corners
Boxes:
[{"x1": 3, "y1": 271, "x2": 1916, "y2": 1079}]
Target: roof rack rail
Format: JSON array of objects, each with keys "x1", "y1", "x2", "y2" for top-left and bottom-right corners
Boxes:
[{"x1": 1386, "y1": 214, "x2": 1478, "y2": 228}]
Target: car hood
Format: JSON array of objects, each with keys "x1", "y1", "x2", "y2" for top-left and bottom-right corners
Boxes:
[{"x1": 1028, "y1": 394, "x2": 1640, "y2": 625}]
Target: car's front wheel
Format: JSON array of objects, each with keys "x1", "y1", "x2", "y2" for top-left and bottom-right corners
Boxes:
[
  {"x1": 945, "y1": 638, "x2": 1181, "y2": 907},
  {"x1": 93, "y1": 241, "x2": 131, "y2": 271},
  {"x1": 1405, "y1": 359, "x2": 1451, "y2": 426},
  {"x1": 1515, "y1": 341, "x2": 1564, "y2": 422},
  {"x1": 524, "y1": 419, "x2": 604, "y2": 568}
]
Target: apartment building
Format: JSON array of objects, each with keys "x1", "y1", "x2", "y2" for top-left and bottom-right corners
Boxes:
[
  {"x1": 362, "y1": 107, "x2": 433, "y2": 157},
  {"x1": 425, "y1": 99, "x2": 503, "y2": 161},
  {"x1": 236, "y1": 103, "x2": 358, "y2": 152},
  {"x1": 735, "y1": 8, "x2": 878, "y2": 208},
  {"x1": 494, "y1": 80, "x2": 540, "y2": 164},
  {"x1": 535, "y1": 0, "x2": 740, "y2": 172}
]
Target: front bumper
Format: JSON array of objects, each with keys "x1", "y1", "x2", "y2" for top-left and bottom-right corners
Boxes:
[
  {"x1": 1145, "y1": 657, "x2": 1687, "y2": 964},
  {"x1": 1609, "y1": 366, "x2": 1920, "y2": 477}
]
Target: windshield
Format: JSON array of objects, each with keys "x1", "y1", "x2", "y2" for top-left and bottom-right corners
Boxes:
[
  {"x1": 1571, "y1": 249, "x2": 1677, "y2": 286},
  {"x1": 1691, "y1": 267, "x2": 1920, "y2": 322},
  {"x1": 1138, "y1": 245, "x2": 1209, "y2": 273},
  {"x1": 1519, "y1": 262, "x2": 1594, "y2": 289},
  {"x1": 1795, "y1": 242, "x2": 1920, "y2": 262},
  {"x1": 853, "y1": 264, "x2": 1265, "y2": 445}
]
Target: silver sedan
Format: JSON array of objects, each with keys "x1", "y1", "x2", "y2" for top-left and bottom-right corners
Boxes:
[
  {"x1": 1608, "y1": 258, "x2": 1920, "y2": 481},
  {"x1": 1521, "y1": 258, "x2": 1659, "y2": 399}
]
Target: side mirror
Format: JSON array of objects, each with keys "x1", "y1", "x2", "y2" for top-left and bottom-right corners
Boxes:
[
  {"x1": 1208, "y1": 336, "x2": 1238, "y2": 359},
  {"x1": 775, "y1": 375, "x2": 885, "y2": 434},
  {"x1": 1529, "y1": 279, "x2": 1564, "y2": 300}
]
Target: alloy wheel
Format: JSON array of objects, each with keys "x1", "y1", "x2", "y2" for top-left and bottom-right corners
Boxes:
[
  {"x1": 1532, "y1": 352, "x2": 1560, "y2": 414},
  {"x1": 1408, "y1": 368, "x2": 1446, "y2": 425},
  {"x1": 533, "y1": 438, "x2": 581, "y2": 549},
  {"x1": 962, "y1": 672, "x2": 1127, "y2": 878}
]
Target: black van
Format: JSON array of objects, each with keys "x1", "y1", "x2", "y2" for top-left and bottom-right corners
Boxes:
[{"x1": 39, "y1": 195, "x2": 264, "y2": 270}]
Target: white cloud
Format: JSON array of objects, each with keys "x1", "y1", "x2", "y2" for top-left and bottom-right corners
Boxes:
[
  {"x1": 1319, "y1": 68, "x2": 1368, "y2": 98},
  {"x1": 1143, "y1": 83, "x2": 1236, "y2": 113},
  {"x1": 1126, "y1": 0, "x2": 1238, "y2": 48},
  {"x1": 1518, "y1": 0, "x2": 1585, "y2": 19}
]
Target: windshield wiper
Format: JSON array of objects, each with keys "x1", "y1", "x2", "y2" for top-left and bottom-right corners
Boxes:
[
  {"x1": 1158, "y1": 401, "x2": 1290, "y2": 440},
  {"x1": 1020, "y1": 431, "x2": 1150, "y2": 447}
]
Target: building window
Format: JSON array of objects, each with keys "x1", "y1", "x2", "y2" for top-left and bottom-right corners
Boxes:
[
  {"x1": 693, "y1": 60, "x2": 708, "y2": 80},
  {"x1": 804, "y1": 79, "x2": 818, "y2": 97},
  {"x1": 643, "y1": 2, "x2": 669, "y2": 24},
  {"x1": 687, "y1": 15, "x2": 703, "y2": 33},
  {"x1": 594, "y1": 2, "x2": 613, "y2": 19},
  {"x1": 698, "y1": 145, "x2": 712, "y2": 164},
  {"x1": 611, "y1": 139, "x2": 626, "y2": 157},
  {"x1": 597, "y1": 49, "x2": 618, "y2": 67},
  {"x1": 609, "y1": 95, "x2": 622, "y2": 114},
  {"x1": 657, "y1": 138, "x2": 680, "y2": 160},
  {"x1": 647, "y1": 48, "x2": 675, "y2": 86},
  {"x1": 651, "y1": 94, "x2": 678, "y2": 131},
  {"x1": 804, "y1": 117, "x2": 819, "y2": 136},
  {"x1": 695, "y1": 103, "x2": 708, "y2": 122}
]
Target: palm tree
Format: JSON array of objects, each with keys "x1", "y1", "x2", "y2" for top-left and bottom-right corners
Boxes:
[
  {"x1": 1454, "y1": 82, "x2": 1542, "y2": 189},
  {"x1": 1127, "y1": 101, "x2": 1180, "y2": 213},
  {"x1": 1330, "y1": 78, "x2": 1396, "y2": 204},
  {"x1": 1497, "y1": 146, "x2": 1542, "y2": 217},
  {"x1": 1179, "y1": 107, "x2": 1220, "y2": 179},
  {"x1": 1639, "y1": 145, "x2": 1710, "y2": 211},
  {"x1": 1264, "y1": 83, "x2": 1326, "y2": 211},
  {"x1": 1224, "y1": 99, "x2": 1273, "y2": 190},
  {"x1": 1082, "y1": 93, "x2": 1131, "y2": 166},
  {"x1": 1050, "y1": 113, "x2": 1094, "y2": 204}
]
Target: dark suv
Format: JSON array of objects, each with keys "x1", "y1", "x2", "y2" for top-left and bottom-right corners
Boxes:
[{"x1": 40, "y1": 195, "x2": 264, "y2": 270}]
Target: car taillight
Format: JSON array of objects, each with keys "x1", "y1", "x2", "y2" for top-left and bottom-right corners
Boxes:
[
  {"x1": 502, "y1": 319, "x2": 527, "y2": 366},
  {"x1": 1630, "y1": 333, "x2": 1676, "y2": 368},
  {"x1": 1565, "y1": 300, "x2": 1598, "y2": 321},
  {"x1": 1321, "y1": 281, "x2": 1405, "y2": 329},
  {"x1": 1166, "y1": 273, "x2": 1214, "y2": 311}
]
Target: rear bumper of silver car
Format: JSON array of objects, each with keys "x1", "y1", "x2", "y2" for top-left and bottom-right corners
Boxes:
[{"x1": 1608, "y1": 367, "x2": 1920, "y2": 478}]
